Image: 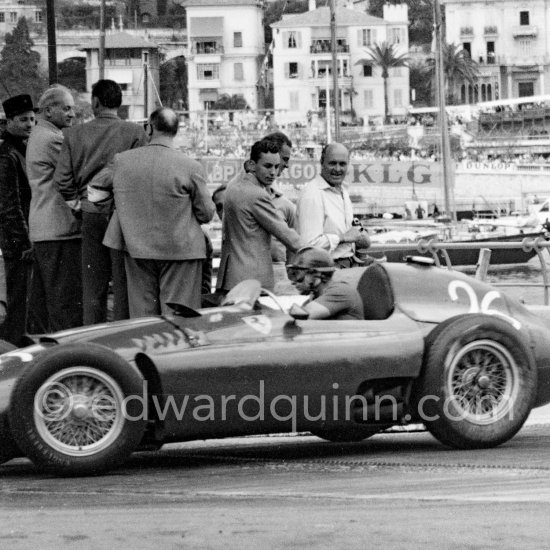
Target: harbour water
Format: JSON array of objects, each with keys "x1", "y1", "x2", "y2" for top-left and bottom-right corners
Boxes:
[{"x1": 460, "y1": 256, "x2": 550, "y2": 306}]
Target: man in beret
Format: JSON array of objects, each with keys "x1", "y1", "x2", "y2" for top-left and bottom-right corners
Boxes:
[{"x1": 0, "y1": 94, "x2": 37, "y2": 345}]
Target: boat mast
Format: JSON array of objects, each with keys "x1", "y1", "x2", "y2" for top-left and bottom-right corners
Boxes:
[
  {"x1": 330, "y1": 0, "x2": 341, "y2": 141},
  {"x1": 433, "y1": 0, "x2": 456, "y2": 221}
]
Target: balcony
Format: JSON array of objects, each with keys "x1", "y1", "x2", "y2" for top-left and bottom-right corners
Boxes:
[
  {"x1": 310, "y1": 40, "x2": 349, "y2": 54},
  {"x1": 512, "y1": 25, "x2": 538, "y2": 37},
  {"x1": 460, "y1": 26, "x2": 474, "y2": 38},
  {"x1": 191, "y1": 44, "x2": 224, "y2": 55}
]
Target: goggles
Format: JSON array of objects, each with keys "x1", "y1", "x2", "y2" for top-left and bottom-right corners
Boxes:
[{"x1": 287, "y1": 266, "x2": 314, "y2": 283}]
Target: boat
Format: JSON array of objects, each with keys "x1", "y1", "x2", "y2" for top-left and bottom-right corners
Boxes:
[{"x1": 366, "y1": 220, "x2": 546, "y2": 266}]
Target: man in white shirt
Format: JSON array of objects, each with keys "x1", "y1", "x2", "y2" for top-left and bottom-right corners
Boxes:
[{"x1": 296, "y1": 142, "x2": 370, "y2": 268}]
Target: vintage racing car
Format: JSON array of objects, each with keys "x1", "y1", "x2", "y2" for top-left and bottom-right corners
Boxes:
[{"x1": 1, "y1": 259, "x2": 550, "y2": 476}]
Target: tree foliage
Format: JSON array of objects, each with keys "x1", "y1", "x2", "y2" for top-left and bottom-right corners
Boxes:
[
  {"x1": 427, "y1": 42, "x2": 479, "y2": 104},
  {"x1": 58, "y1": 57, "x2": 86, "y2": 92},
  {"x1": 212, "y1": 94, "x2": 249, "y2": 111},
  {"x1": 363, "y1": 41, "x2": 410, "y2": 122},
  {"x1": 160, "y1": 56, "x2": 188, "y2": 109},
  {"x1": 0, "y1": 17, "x2": 47, "y2": 103}
]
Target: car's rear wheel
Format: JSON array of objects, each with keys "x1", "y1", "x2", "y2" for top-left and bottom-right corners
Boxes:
[
  {"x1": 411, "y1": 314, "x2": 537, "y2": 449},
  {"x1": 310, "y1": 427, "x2": 378, "y2": 442},
  {"x1": 9, "y1": 343, "x2": 147, "y2": 476}
]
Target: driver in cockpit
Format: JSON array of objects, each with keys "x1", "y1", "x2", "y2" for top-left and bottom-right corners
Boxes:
[{"x1": 287, "y1": 247, "x2": 364, "y2": 320}]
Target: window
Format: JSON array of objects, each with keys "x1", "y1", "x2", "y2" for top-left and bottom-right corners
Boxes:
[
  {"x1": 289, "y1": 91, "x2": 299, "y2": 110},
  {"x1": 519, "y1": 38, "x2": 532, "y2": 56},
  {"x1": 519, "y1": 11, "x2": 529, "y2": 25},
  {"x1": 364, "y1": 89, "x2": 374, "y2": 109},
  {"x1": 34, "y1": 10, "x2": 42, "y2": 22},
  {"x1": 486, "y1": 41, "x2": 495, "y2": 63},
  {"x1": 463, "y1": 42, "x2": 471, "y2": 56},
  {"x1": 233, "y1": 32, "x2": 242, "y2": 48},
  {"x1": 234, "y1": 62, "x2": 243, "y2": 81},
  {"x1": 0, "y1": 13, "x2": 4, "y2": 23},
  {"x1": 363, "y1": 64, "x2": 373, "y2": 77},
  {"x1": 197, "y1": 64, "x2": 219, "y2": 80},
  {"x1": 358, "y1": 28, "x2": 376, "y2": 47},
  {"x1": 518, "y1": 81, "x2": 534, "y2": 97},
  {"x1": 393, "y1": 89, "x2": 403, "y2": 107},
  {"x1": 286, "y1": 62, "x2": 299, "y2": 79},
  {"x1": 10, "y1": 12, "x2": 17, "y2": 22},
  {"x1": 204, "y1": 100, "x2": 215, "y2": 110},
  {"x1": 285, "y1": 31, "x2": 301, "y2": 48},
  {"x1": 390, "y1": 28, "x2": 403, "y2": 45}
]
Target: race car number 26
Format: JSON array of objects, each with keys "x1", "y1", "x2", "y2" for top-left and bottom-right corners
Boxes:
[{"x1": 448, "y1": 280, "x2": 521, "y2": 330}]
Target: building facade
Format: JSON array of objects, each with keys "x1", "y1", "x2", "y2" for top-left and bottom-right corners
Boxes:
[
  {"x1": 441, "y1": 0, "x2": 550, "y2": 102},
  {"x1": 0, "y1": 0, "x2": 42, "y2": 36},
  {"x1": 184, "y1": 0, "x2": 265, "y2": 122},
  {"x1": 80, "y1": 31, "x2": 160, "y2": 120},
  {"x1": 271, "y1": 1, "x2": 409, "y2": 125}
]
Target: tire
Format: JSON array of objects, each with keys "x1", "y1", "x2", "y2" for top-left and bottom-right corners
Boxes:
[
  {"x1": 310, "y1": 427, "x2": 378, "y2": 443},
  {"x1": 9, "y1": 343, "x2": 147, "y2": 476},
  {"x1": 411, "y1": 314, "x2": 537, "y2": 449},
  {"x1": 0, "y1": 340, "x2": 16, "y2": 354}
]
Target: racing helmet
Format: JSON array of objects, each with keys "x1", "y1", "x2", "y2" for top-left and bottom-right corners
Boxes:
[{"x1": 287, "y1": 247, "x2": 335, "y2": 283}]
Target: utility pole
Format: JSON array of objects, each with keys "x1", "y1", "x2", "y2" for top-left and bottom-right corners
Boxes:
[
  {"x1": 99, "y1": 0, "x2": 106, "y2": 79},
  {"x1": 329, "y1": 0, "x2": 340, "y2": 141},
  {"x1": 433, "y1": 0, "x2": 456, "y2": 221},
  {"x1": 46, "y1": 0, "x2": 57, "y2": 84}
]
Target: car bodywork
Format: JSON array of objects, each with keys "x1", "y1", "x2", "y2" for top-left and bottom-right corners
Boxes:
[{"x1": 1, "y1": 261, "x2": 550, "y2": 474}]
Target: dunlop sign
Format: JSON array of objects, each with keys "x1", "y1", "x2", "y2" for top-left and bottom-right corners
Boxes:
[{"x1": 200, "y1": 157, "x2": 442, "y2": 189}]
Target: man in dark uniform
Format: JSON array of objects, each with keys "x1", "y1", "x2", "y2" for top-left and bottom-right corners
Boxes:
[
  {"x1": 288, "y1": 246, "x2": 364, "y2": 320},
  {"x1": 0, "y1": 94, "x2": 37, "y2": 345}
]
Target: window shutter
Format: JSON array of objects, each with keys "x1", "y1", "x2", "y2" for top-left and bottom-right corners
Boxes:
[
  {"x1": 283, "y1": 32, "x2": 288, "y2": 48},
  {"x1": 357, "y1": 29, "x2": 362, "y2": 46},
  {"x1": 296, "y1": 32, "x2": 302, "y2": 48},
  {"x1": 284, "y1": 63, "x2": 290, "y2": 78}
]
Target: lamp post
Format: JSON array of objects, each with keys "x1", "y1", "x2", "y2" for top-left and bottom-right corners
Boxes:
[
  {"x1": 99, "y1": 0, "x2": 106, "y2": 80},
  {"x1": 46, "y1": 0, "x2": 57, "y2": 84},
  {"x1": 329, "y1": 0, "x2": 340, "y2": 141}
]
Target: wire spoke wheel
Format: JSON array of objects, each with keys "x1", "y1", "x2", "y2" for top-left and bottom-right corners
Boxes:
[
  {"x1": 34, "y1": 367, "x2": 125, "y2": 457},
  {"x1": 447, "y1": 340, "x2": 518, "y2": 425}
]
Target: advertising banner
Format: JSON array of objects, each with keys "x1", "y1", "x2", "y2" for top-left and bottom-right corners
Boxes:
[{"x1": 200, "y1": 157, "x2": 442, "y2": 196}]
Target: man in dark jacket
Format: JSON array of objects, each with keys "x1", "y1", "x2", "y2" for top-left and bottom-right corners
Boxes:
[
  {"x1": 54, "y1": 80, "x2": 147, "y2": 325},
  {"x1": 0, "y1": 94, "x2": 36, "y2": 345}
]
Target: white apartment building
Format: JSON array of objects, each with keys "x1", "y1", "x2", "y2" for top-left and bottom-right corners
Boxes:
[
  {"x1": 441, "y1": 0, "x2": 550, "y2": 102},
  {"x1": 0, "y1": 0, "x2": 42, "y2": 36},
  {"x1": 183, "y1": 0, "x2": 265, "y2": 121},
  {"x1": 80, "y1": 32, "x2": 160, "y2": 120},
  {"x1": 271, "y1": 0, "x2": 409, "y2": 125}
]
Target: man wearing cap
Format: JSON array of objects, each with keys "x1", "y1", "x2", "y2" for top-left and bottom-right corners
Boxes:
[
  {"x1": 288, "y1": 246, "x2": 364, "y2": 320},
  {"x1": 0, "y1": 94, "x2": 37, "y2": 345},
  {"x1": 26, "y1": 85, "x2": 82, "y2": 331}
]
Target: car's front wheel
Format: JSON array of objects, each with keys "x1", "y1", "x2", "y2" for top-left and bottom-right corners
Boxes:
[
  {"x1": 411, "y1": 314, "x2": 537, "y2": 449},
  {"x1": 9, "y1": 343, "x2": 147, "y2": 476}
]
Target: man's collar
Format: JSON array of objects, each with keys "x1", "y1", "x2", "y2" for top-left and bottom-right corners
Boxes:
[
  {"x1": 37, "y1": 118, "x2": 63, "y2": 134},
  {"x1": 244, "y1": 172, "x2": 268, "y2": 190},
  {"x1": 95, "y1": 112, "x2": 120, "y2": 120},
  {"x1": 316, "y1": 175, "x2": 348, "y2": 191}
]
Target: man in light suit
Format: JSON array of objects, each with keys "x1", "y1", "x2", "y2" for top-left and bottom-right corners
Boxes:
[
  {"x1": 217, "y1": 139, "x2": 305, "y2": 293},
  {"x1": 100, "y1": 108, "x2": 214, "y2": 316},
  {"x1": 26, "y1": 85, "x2": 82, "y2": 331}
]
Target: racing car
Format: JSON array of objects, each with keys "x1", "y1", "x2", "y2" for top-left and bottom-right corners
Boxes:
[{"x1": 1, "y1": 259, "x2": 549, "y2": 476}]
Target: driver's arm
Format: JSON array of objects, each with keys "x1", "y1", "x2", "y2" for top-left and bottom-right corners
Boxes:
[{"x1": 303, "y1": 300, "x2": 331, "y2": 320}]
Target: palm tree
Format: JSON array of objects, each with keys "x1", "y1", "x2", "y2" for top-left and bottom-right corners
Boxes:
[
  {"x1": 428, "y1": 43, "x2": 479, "y2": 104},
  {"x1": 362, "y1": 41, "x2": 410, "y2": 124}
]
